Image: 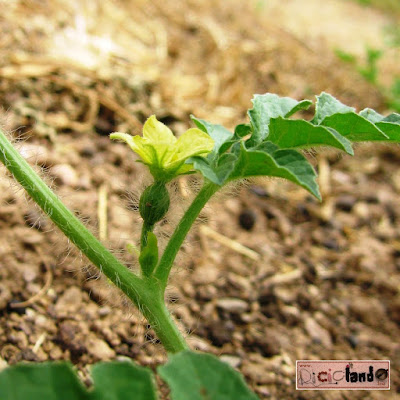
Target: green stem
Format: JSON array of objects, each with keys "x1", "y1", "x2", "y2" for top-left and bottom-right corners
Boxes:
[
  {"x1": 0, "y1": 129, "x2": 187, "y2": 353},
  {"x1": 0, "y1": 130, "x2": 142, "y2": 292},
  {"x1": 137, "y1": 277, "x2": 188, "y2": 353},
  {"x1": 154, "y1": 181, "x2": 219, "y2": 290},
  {"x1": 141, "y1": 222, "x2": 154, "y2": 249}
]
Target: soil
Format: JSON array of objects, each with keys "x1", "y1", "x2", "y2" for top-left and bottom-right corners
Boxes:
[{"x1": 0, "y1": 1, "x2": 400, "y2": 399}]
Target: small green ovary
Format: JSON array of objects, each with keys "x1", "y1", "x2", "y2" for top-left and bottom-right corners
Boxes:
[{"x1": 139, "y1": 182, "x2": 170, "y2": 226}]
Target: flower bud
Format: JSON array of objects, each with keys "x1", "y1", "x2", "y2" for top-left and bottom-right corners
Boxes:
[{"x1": 139, "y1": 182, "x2": 170, "y2": 225}]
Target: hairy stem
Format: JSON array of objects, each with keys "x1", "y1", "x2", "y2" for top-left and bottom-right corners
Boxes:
[
  {"x1": 0, "y1": 129, "x2": 187, "y2": 353},
  {"x1": 154, "y1": 181, "x2": 219, "y2": 290},
  {"x1": 137, "y1": 277, "x2": 188, "y2": 353},
  {"x1": 140, "y1": 222, "x2": 154, "y2": 249},
  {"x1": 0, "y1": 130, "x2": 143, "y2": 290}
]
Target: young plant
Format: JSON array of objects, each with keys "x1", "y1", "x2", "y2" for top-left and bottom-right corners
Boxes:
[
  {"x1": 335, "y1": 42, "x2": 400, "y2": 113},
  {"x1": 0, "y1": 92, "x2": 399, "y2": 399}
]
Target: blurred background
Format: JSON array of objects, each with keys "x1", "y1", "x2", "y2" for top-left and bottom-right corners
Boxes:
[
  {"x1": 1, "y1": 0, "x2": 399, "y2": 133},
  {"x1": 0, "y1": 1, "x2": 399, "y2": 399}
]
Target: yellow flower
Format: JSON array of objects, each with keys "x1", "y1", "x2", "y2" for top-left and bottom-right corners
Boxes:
[{"x1": 110, "y1": 115, "x2": 214, "y2": 181}]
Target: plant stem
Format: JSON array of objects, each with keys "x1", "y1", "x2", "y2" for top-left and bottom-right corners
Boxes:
[
  {"x1": 137, "y1": 277, "x2": 188, "y2": 353},
  {"x1": 0, "y1": 129, "x2": 187, "y2": 353},
  {"x1": 140, "y1": 222, "x2": 154, "y2": 249},
  {"x1": 154, "y1": 181, "x2": 219, "y2": 290},
  {"x1": 0, "y1": 130, "x2": 144, "y2": 291}
]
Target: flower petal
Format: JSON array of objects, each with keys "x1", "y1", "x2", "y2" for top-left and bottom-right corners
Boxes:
[
  {"x1": 111, "y1": 120, "x2": 214, "y2": 182},
  {"x1": 143, "y1": 115, "x2": 177, "y2": 144},
  {"x1": 110, "y1": 132, "x2": 135, "y2": 147},
  {"x1": 131, "y1": 136, "x2": 160, "y2": 165},
  {"x1": 142, "y1": 142, "x2": 172, "y2": 168},
  {"x1": 171, "y1": 128, "x2": 214, "y2": 167},
  {"x1": 109, "y1": 131, "x2": 143, "y2": 157},
  {"x1": 110, "y1": 133, "x2": 156, "y2": 165}
]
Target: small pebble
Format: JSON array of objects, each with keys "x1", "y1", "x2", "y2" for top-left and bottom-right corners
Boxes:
[
  {"x1": 8, "y1": 331, "x2": 28, "y2": 348},
  {"x1": 98, "y1": 306, "x2": 112, "y2": 317},
  {"x1": 274, "y1": 287, "x2": 297, "y2": 304},
  {"x1": 349, "y1": 297, "x2": 386, "y2": 328},
  {"x1": 280, "y1": 305, "x2": 301, "y2": 325},
  {"x1": 256, "y1": 386, "x2": 272, "y2": 398},
  {"x1": 353, "y1": 202, "x2": 370, "y2": 220},
  {"x1": 241, "y1": 363, "x2": 277, "y2": 385},
  {"x1": 80, "y1": 146, "x2": 95, "y2": 158},
  {"x1": 188, "y1": 335, "x2": 211, "y2": 352},
  {"x1": 238, "y1": 209, "x2": 256, "y2": 231},
  {"x1": 19, "y1": 349, "x2": 39, "y2": 362},
  {"x1": 21, "y1": 231, "x2": 44, "y2": 245},
  {"x1": 220, "y1": 354, "x2": 242, "y2": 368},
  {"x1": 217, "y1": 298, "x2": 249, "y2": 314},
  {"x1": 50, "y1": 164, "x2": 78, "y2": 187},
  {"x1": 321, "y1": 238, "x2": 339, "y2": 250},
  {"x1": 18, "y1": 143, "x2": 50, "y2": 166},
  {"x1": 249, "y1": 186, "x2": 269, "y2": 198},
  {"x1": 23, "y1": 269, "x2": 37, "y2": 283},
  {"x1": 76, "y1": 174, "x2": 91, "y2": 190},
  {"x1": 295, "y1": 203, "x2": 311, "y2": 219},
  {"x1": 209, "y1": 320, "x2": 235, "y2": 347},
  {"x1": 192, "y1": 264, "x2": 219, "y2": 285},
  {"x1": 346, "y1": 335, "x2": 359, "y2": 349},
  {"x1": 49, "y1": 346, "x2": 63, "y2": 360},
  {"x1": 304, "y1": 317, "x2": 332, "y2": 348},
  {"x1": 335, "y1": 195, "x2": 356, "y2": 212},
  {"x1": 246, "y1": 332, "x2": 281, "y2": 357},
  {"x1": 86, "y1": 336, "x2": 116, "y2": 360},
  {"x1": 34, "y1": 315, "x2": 50, "y2": 329},
  {"x1": 55, "y1": 287, "x2": 83, "y2": 316}
]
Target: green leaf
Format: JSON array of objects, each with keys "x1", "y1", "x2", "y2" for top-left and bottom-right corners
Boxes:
[
  {"x1": 234, "y1": 123, "x2": 252, "y2": 138},
  {"x1": 158, "y1": 350, "x2": 259, "y2": 400},
  {"x1": 312, "y1": 93, "x2": 397, "y2": 142},
  {"x1": 268, "y1": 117, "x2": 354, "y2": 154},
  {"x1": 284, "y1": 99, "x2": 313, "y2": 118},
  {"x1": 313, "y1": 92, "x2": 355, "y2": 124},
  {"x1": 248, "y1": 93, "x2": 312, "y2": 145},
  {"x1": 216, "y1": 124, "x2": 252, "y2": 154},
  {"x1": 90, "y1": 362, "x2": 157, "y2": 400},
  {"x1": 190, "y1": 153, "x2": 237, "y2": 186},
  {"x1": 359, "y1": 109, "x2": 400, "y2": 141},
  {"x1": 0, "y1": 361, "x2": 157, "y2": 400},
  {"x1": 189, "y1": 93, "x2": 400, "y2": 197},
  {"x1": 360, "y1": 110, "x2": 400, "y2": 125},
  {"x1": 359, "y1": 108, "x2": 385, "y2": 123},
  {"x1": 375, "y1": 121, "x2": 400, "y2": 142},
  {"x1": 320, "y1": 112, "x2": 388, "y2": 142},
  {"x1": 139, "y1": 232, "x2": 159, "y2": 277},
  {"x1": 218, "y1": 140, "x2": 236, "y2": 155},
  {"x1": 228, "y1": 142, "x2": 321, "y2": 200},
  {"x1": 191, "y1": 116, "x2": 234, "y2": 155},
  {"x1": 382, "y1": 113, "x2": 400, "y2": 124},
  {"x1": 189, "y1": 157, "x2": 220, "y2": 184},
  {"x1": 0, "y1": 362, "x2": 87, "y2": 400}
]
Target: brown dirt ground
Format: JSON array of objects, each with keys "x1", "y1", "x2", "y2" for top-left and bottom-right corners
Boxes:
[{"x1": 0, "y1": 0, "x2": 400, "y2": 399}]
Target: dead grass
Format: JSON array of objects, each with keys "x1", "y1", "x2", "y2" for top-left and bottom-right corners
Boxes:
[{"x1": 1, "y1": 0, "x2": 394, "y2": 143}]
